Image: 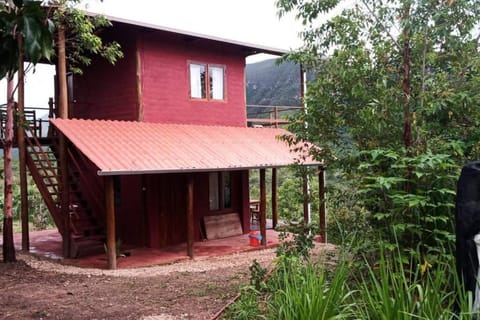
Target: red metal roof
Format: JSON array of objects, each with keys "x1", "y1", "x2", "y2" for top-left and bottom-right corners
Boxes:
[{"x1": 50, "y1": 119, "x2": 321, "y2": 176}]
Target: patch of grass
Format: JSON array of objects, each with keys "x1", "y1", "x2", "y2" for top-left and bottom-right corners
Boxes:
[{"x1": 224, "y1": 235, "x2": 474, "y2": 319}]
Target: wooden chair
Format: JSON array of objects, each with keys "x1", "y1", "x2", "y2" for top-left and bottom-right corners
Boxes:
[{"x1": 250, "y1": 200, "x2": 260, "y2": 224}]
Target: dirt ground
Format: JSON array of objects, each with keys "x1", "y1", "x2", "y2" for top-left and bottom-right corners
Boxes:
[{"x1": 0, "y1": 244, "x2": 335, "y2": 320}]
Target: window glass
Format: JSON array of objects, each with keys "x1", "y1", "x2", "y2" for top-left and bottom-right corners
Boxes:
[
  {"x1": 209, "y1": 66, "x2": 224, "y2": 100},
  {"x1": 190, "y1": 64, "x2": 206, "y2": 99},
  {"x1": 209, "y1": 172, "x2": 219, "y2": 210},
  {"x1": 223, "y1": 172, "x2": 231, "y2": 208}
]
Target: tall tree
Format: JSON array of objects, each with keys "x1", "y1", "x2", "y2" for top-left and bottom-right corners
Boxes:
[
  {"x1": 0, "y1": 0, "x2": 122, "y2": 261},
  {"x1": 278, "y1": 0, "x2": 480, "y2": 161},
  {"x1": 277, "y1": 0, "x2": 480, "y2": 256},
  {"x1": 0, "y1": 0, "x2": 54, "y2": 262}
]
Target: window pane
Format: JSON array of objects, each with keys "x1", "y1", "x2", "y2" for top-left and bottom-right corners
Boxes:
[
  {"x1": 209, "y1": 66, "x2": 224, "y2": 100},
  {"x1": 190, "y1": 64, "x2": 206, "y2": 99},
  {"x1": 209, "y1": 172, "x2": 219, "y2": 210},
  {"x1": 223, "y1": 172, "x2": 231, "y2": 208}
]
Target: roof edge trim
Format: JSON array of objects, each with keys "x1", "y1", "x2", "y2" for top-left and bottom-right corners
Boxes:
[
  {"x1": 86, "y1": 11, "x2": 289, "y2": 56},
  {"x1": 96, "y1": 163, "x2": 324, "y2": 176}
]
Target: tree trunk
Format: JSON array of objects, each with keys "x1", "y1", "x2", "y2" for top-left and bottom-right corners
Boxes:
[
  {"x1": 3, "y1": 76, "x2": 16, "y2": 262},
  {"x1": 402, "y1": 4, "x2": 415, "y2": 250},
  {"x1": 17, "y1": 35, "x2": 29, "y2": 252},
  {"x1": 402, "y1": 4, "x2": 412, "y2": 195},
  {"x1": 58, "y1": 25, "x2": 71, "y2": 257}
]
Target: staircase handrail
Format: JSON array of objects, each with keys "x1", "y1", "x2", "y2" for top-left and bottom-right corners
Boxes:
[
  {"x1": 67, "y1": 147, "x2": 105, "y2": 222},
  {"x1": 24, "y1": 127, "x2": 60, "y2": 195}
]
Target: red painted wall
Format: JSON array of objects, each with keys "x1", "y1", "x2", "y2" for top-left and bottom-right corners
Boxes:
[
  {"x1": 71, "y1": 26, "x2": 138, "y2": 120},
  {"x1": 115, "y1": 175, "x2": 146, "y2": 246},
  {"x1": 72, "y1": 25, "x2": 248, "y2": 126},
  {"x1": 139, "y1": 32, "x2": 247, "y2": 127},
  {"x1": 141, "y1": 170, "x2": 248, "y2": 249}
]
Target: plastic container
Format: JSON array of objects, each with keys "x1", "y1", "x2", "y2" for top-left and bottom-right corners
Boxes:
[{"x1": 249, "y1": 231, "x2": 262, "y2": 247}]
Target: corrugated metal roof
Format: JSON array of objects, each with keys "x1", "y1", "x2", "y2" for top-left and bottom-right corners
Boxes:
[{"x1": 50, "y1": 119, "x2": 322, "y2": 176}]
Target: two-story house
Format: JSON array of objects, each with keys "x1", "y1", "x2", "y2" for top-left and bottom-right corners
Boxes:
[{"x1": 22, "y1": 15, "x2": 323, "y2": 269}]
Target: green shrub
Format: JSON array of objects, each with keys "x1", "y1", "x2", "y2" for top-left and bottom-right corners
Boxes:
[{"x1": 267, "y1": 261, "x2": 353, "y2": 320}]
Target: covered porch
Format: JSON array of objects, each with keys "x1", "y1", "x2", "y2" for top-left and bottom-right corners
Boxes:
[
  {"x1": 50, "y1": 118, "x2": 325, "y2": 269},
  {"x1": 13, "y1": 227, "x2": 282, "y2": 269}
]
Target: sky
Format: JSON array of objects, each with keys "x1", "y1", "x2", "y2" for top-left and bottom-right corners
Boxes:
[{"x1": 0, "y1": 0, "x2": 305, "y2": 110}]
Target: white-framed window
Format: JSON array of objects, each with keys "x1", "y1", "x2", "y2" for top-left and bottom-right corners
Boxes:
[
  {"x1": 189, "y1": 63, "x2": 225, "y2": 101},
  {"x1": 209, "y1": 172, "x2": 231, "y2": 211}
]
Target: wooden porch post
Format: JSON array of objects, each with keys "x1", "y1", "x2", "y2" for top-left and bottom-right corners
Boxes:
[
  {"x1": 105, "y1": 176, "x2": 116, "y2": 269},
  {"x1": 318, "y1": 166, "x2": 326, "y2": 243},
  {"x1": 58, "y1": 25, "x2": 71, "y2": 257},
  {"x1": 186, "y1": 174, "x2": 194, "y2": 258},
  {"x1": 17, "y1": 37, "x2": 29, "y2": 251},
  {"x1": 260, "y1": 169, "x2": 267, "y2": 246},
  {"x1": 302, "y1": 172, "x2": 309, "y2": 224},
  {"x1": 271, "y1": 168, "x2": 278, "y2": 229}
]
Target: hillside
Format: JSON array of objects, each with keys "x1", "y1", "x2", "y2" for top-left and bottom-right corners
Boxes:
[{"x1": 246, "y1": 58, "x2": 302, "y2": 107}]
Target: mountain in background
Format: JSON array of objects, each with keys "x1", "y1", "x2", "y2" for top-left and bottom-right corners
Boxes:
[{"x1": 246, "y1": 58, "x2": 302, "y2": 107}]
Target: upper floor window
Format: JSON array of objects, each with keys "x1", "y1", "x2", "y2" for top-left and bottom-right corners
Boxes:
[{"x1": 189, "y1": 63, "x2": 225, "y2": 101}]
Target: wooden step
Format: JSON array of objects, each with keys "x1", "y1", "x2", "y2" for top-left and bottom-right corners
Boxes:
[{"x1": 72, "y1": 239, "x2": 105, "y2": 258}]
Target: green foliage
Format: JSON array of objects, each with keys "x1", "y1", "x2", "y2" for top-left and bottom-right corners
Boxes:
[
  {"x1": 325, "y1": 173, "x2": 372, "y2": 246},
  {"x1": 278, "y1": 0, "x2": 480, "y2": 162},
  {"x1": 0, "y1": 160, "x2": 54, "y2": 232},
  {"x1": 52, "y1": 1, "x2": 123, "y2": 74},
  {"x1": 227, "y1": 238, "x2": 474, "y2": 319},
  {"x1": 249, "y1": 259, "x2": 268, "y2": 291},
  {"x1": 0, "y1": 1, "x2": 123, "y2": 79},
  {"x1": 249, "y1": 167, "x2": 319, "y2": 222},
  {"x1": 225, "y1": 1, "x2": 480, "y2": 318},
  {"x1": 221, "y1": 286, "x2": 261, "y2": 320},
  {"x1": 277, "y1": 176, "x2": 303, "y2": 221},
  {"x1": 276, "y1": 222, "x2": 317, "y2": 261},
  {"x1": 352, "y1": 246, "x2": 467, "y2": 320},
  {"x1": 356, "y1": 149, "x2": 458, "y2": 261},
  {"x1": 0, "y1": 0, "x2": 55, "y2": 79},
  {"x1": 267, "y1": 260, "x2": 352, "y2": 320},
  {"x1": 275, "y1": 0, "x2": 479, "y2": 262}
]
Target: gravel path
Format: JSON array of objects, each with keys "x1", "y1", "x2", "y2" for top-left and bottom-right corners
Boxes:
[
  {"x1": 1, "y1": 242, "x2": 336, "y2": 319},
  {"x1": 18, "y1": 247, "x2": 280, "y2": 277}
]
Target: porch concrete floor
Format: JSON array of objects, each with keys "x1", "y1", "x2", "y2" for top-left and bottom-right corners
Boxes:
[{"x1": 10, "y1": 222, "x2": 281, "y2": 269}]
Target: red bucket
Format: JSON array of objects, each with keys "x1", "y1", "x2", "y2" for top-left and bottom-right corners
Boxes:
[{"x1": 249, "y1": 231, "x2": 262, "y2": 247}]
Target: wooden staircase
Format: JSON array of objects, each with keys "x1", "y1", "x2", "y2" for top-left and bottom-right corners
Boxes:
[{"x1": 24, "y1": 125, "x2": 106, "y2": 257}]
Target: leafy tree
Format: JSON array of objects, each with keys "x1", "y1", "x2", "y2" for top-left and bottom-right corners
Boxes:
[
  {"x1": 0, "y1": 0, "x2": 54, "y2": 262},
  {"x1": 51, "y1": 1, "x2": 122, "y2": 75},
  {"x1": 0, "y1": 0, "x2": 122, "y2": 262},
  {"x1": 276, "y1": 0, "x2": 480, "y2": 259}
]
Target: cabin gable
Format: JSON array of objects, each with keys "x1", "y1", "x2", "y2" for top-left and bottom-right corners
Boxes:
[{"x1": 71, "y1": 23, "x2": 248, "y2": 126}]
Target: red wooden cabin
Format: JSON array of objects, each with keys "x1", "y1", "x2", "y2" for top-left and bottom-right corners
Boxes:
[{"x1": 15, "y1": 16, "x2": 324, "y2": 269}]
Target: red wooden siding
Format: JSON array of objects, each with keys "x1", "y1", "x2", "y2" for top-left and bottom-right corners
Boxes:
[
  {"x1": 72, "y1": 145, "x2": 251, "y2": 248},
  {"x1": 71, "y1": 26, "x2": 138, "y2": 121},
  {"x1": 140, "y1": 171, "x2": 249, "y2": 249},
  {"x1": 66, "y1": 22, "x2": 256, "y2": 250},
  {"x1": 71, "y1": 25, "x2": 248, "y2": 126},
  {"x1": 115, "y1": 175, "x2": 146, "y2": 246},
  {"x1": 139, "y1": 32, "x2": 247, "y2": 127},
  {"x1": 144, "y1": 173, "x2": 188, "y2": 248}
]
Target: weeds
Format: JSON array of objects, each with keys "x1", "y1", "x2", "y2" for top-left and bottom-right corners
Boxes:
[{"x1": 225, "y1": 232, "x2": 475, "y2": 319}]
